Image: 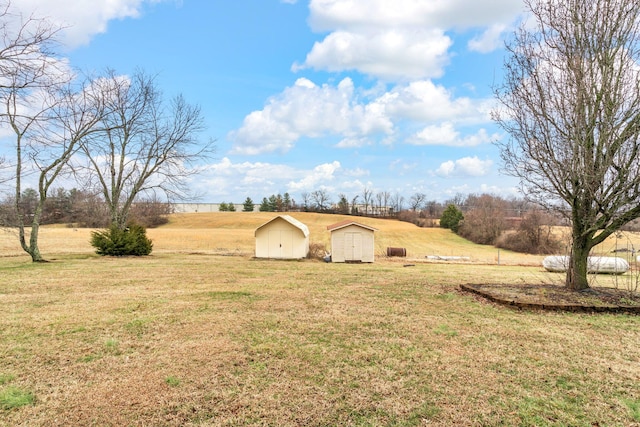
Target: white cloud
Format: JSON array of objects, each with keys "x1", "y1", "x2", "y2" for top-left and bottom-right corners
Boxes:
[
  {"x1": 229, "y1": 78, "x2": 393, "y2": 155},
  {"x1": 12, "y1": 0, "x2": 169, "y2": 48},
  {"x1": 308, "y1": 0, "x2": 523, "y2": 32},
  {"x1": 294, "y1": 29, "x2": 452, "y2": 81},
  {"x1": 390, "y1": 159, "x2": 418, "y2": 175},
  {"x1": 377, "y1": 80, "x2": 490, "y2": 123},
  {"x1": 229, "y1": 76, "x2": 499, "y2": 154},
  {"x1": 335, "y1": 137, "x2": 372, "y2": 148},
  {"x1": 468, "y1": 23, "x2": 509, "y2": 53},
  {"x1": 185, "y1": 157, "x2": 372, "y2": 201},
  {"x1": 227, "y1": 110, "x2": 300, "y2": 155},
  {"x1": 287, "y1": 161, "x2": 341, "y2": 192},
  {"x1": 435, "y1": 156, "x2": 493, "y2": 177},
  {"x1": 410, "y1": 122, "x2": 459, "y2": 146},
  {"x1": 299, "y1": 0, "x2": 524, "y2": 81},
  {"x1": 409, "y1": 124, "x2": 498, "y2": 147},
  {"x1": 187, "y1": 157, "x2": 298, "y2": 199},
  {"x1": 344, "y1": 167, "x2": 369, "y2": 177}
]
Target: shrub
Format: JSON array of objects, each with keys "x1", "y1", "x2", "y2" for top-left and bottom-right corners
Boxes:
[
  {"x1": 129, "y1": 199, "x2": 172, "y2": 228},
  {"x1": 397, "y1": 210, "x2": 440, "y2": 228},
  {"x1": 440, "y1": 204, "x2": 464, "y2": 232},
  {"x1": 90, "y1": 222, "x2": 153, "y2": 256},
  {"x1": 496, "y1": 210, "x2": 562, "y2": 254},
  {"x1": 457, "y1": 195, "x2": 507, "y2": 245},
  {"x1": 307, "y1": 242, "x2": 327, "y2": 260}
]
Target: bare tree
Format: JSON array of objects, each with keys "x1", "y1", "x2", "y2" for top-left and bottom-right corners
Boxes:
[
  {"x1": 76, "y1": 70, "x2": 213, "y2": 229},
  {"x1": 409, "y1": 192, "x2": 426, "y2": 212},
  {"x1": 6, "y1": 78, "x2": 107, "y2": 261},
  {"x1": 390, "y1": 192, "x2": 404, "y2": 215},
  {"x1": 493, "y1": 0, "x2": 640, "y2": 290},
  {"x1": 458, "y1": 194, "x2": 507, "y2": 245},
  {"x1": 375, "y1": 191, "x2": 391, "y2": 216},
  {"x1": 0, "y1": 4, "x2": 108, "y2": 261},
  {"x1": 445, "y1": 193, "x2": 467, "y2": 211},
  {"x1": 424, "y1": 200, "x2": 443, "y2": 218},
  {"x1": 361, "y1": 187, "x2": 373, "y2": 215},
  {"x1": 301, "y1": 192, "x2": 311, "y2": 211},
  {"x1": 336, "y1": 193, "x2": 349, "y2": 214},
  {"x1": 311, "y1": 189, "x2": 331, "y2": 212},
  {"x1": 350, "y1": 195, "x2": 359, "y2": 215}
]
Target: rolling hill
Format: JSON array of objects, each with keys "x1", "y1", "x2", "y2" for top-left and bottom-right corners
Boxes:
[
  {"x1": 158, "y1": 211, "x2": 545, "y2": 265},
  {"x1": 2, "y1": 211, "x2": 636, "y2": 267}
]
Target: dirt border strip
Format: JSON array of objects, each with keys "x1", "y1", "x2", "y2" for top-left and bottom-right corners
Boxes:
[{"x1": 460, "y1": 284, "x2": 640, "y2": 315}]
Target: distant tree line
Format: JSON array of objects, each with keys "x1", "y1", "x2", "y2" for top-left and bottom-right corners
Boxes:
[
  {"x1": 0, "y1": 188, "x2": 172, "y2": 229},
  {"x1": 239, "y1": 189, "x2": 571, "y2": 255},
  {"x1": 6, "y1": 186, "x2": 639, "y2": 256},
  {"x1": 437, "y1": 194, "x2": 564, "y2": 255}
]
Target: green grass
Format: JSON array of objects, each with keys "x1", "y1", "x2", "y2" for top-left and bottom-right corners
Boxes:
[
  {"x1": 0, "y1": 386, "x2": 35, "y2": 410},
  {"x1": 165, "y1": 376, "x2": 181, "y2": 387},
  {"x1": 433, "y1": 324, "x2": 458, "y2": 337},
  {"x1": 1, "y1": 241, "x2": 639, "y2": 425},
  {"x1": 625, "y1": 398, "x2": 640, "y2": 422},
  {"x1": 0, "y1": 374, "x2": 15, "y2": 385}
]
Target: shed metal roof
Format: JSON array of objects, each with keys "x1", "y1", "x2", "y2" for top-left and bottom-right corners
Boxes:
[
  {"x1": 255, "y1": 215, "x2": 310, "y2": 237},
  {"x1": 326, "y1": 220, "x2": 377, "y2": 232}
]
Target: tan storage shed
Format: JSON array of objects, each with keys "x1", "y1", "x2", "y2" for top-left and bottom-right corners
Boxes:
[
  {"x1": 327, "y1": 220, "x2": 377, "y2": 263},
  {"x1": 255, "y1": 215, "x2": 309, "y2": 259}
]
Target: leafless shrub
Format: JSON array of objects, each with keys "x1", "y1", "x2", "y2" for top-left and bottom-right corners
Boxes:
[
  {"x1": 307, "y1": 242, "x2": 327, "y2": 260},
  {"x1": 458, "y1": 195, "x2": 507, "y2": 245},
  {"x1": 496, "y1": 210, "x2": 562, "y2": 254}
]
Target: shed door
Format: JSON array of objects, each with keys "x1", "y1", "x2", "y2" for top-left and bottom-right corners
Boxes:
[
  {"x1": 268, "y1": 230, "x2": 294, "y2": 258},
  {"x1": 344, "y1": 232, "x2": 362, "y2": 261}
]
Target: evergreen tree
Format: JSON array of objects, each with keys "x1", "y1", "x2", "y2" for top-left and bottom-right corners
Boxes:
[
  {"x1": 283, "y1": 192, "x2": 291, "y2": 211},
  {"x1": 242, "y1": 197, "x2": 255, "y2": 212},
  {"x1": 440, "y1": 204, "x2": 464, "y2": 233},
  {"x1": 268, "y1": 194, "x2": 278, "y2": 211},
  {"x1": 259, "y1": 197, "x2": 271, "y2": 212},
  {"x1": 337, "y1": 194, "x2": 349, "y2": 215}
]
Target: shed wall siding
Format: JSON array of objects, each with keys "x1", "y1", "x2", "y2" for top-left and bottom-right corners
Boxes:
[
  {"x1": 330, "y1": 224, "x2": 375, "y2": 263},
  {"x1": 255, "y1": 218, "x2": 309, "y2": 259},
  {"x1": 331, "y1": 229, "x2": 346, "y2": 262}
]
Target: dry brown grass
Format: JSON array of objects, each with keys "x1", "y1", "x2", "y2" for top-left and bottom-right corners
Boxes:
[
  {"x1": 1, "y1": 255, "x2": 639, "y2": 426},
  {"x1": 160, "y1": 212, "x2": 548, "y2": 266},
  {"x1": 4, "y1": 212, "x2": 639, "y2": 266},
  {"x1": 1, "y1": 213, "x2": 640, "y2": 426}
]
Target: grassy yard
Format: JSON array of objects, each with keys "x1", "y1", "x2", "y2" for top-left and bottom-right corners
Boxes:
[{"x1": 1, "y1": 214, "x2": 639, "y2": 425}]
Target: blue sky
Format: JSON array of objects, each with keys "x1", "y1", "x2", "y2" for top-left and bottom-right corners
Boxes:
[{"x1": 7, "y1": 0, "x2": 527, "y2": 205}]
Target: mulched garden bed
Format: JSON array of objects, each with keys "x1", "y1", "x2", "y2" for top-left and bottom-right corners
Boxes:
[{"x1": 461, "y1": 283, "x2": 640, "y2": 314}]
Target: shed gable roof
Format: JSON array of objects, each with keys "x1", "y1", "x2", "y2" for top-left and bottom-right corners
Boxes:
[
  {"x1": 255, "y1": 215, "x2": 310, "y2": 237},
  {"x1": 326, "y1": 220, "x2": 377, "y2": 232}
]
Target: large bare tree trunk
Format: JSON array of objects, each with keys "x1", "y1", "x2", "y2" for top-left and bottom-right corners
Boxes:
[
  {"x1": 493, "y1": 0, "x2": 640, "y2": 290},
  {"x1": 566, "y1": 234, "x2": 590, "y2": 291}
]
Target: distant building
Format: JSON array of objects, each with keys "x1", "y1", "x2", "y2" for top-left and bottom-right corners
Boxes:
[
  {"x1": 340, "y1": 203, "x2": 393, "y2": 216},
  {"x1": 173, "y1": 203, "x2": 257, "y2": 213}
]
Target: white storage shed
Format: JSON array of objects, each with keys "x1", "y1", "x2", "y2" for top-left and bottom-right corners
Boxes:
[
  {"x1": 327, "y1": 220, "x2": 377, "y2": 263},
  {"x1": 255, "y1": 215, "x2": 309, "y2": 259}
]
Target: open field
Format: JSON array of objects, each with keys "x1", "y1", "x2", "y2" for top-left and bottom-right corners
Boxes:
[
  {"x1": 1, "y1": 213, "x2": 640, "y2": 425},
  {"x1": 3, "y1": 212, "x2": 639, "y2": 266},
  {"x1": 2, "y1": 212, "x2": 549, "y2": 265}
]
